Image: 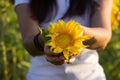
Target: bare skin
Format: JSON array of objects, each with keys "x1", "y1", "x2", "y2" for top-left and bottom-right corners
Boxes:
[{"x1": 15, "y1": 0, "x2": 112, "y2": 65}]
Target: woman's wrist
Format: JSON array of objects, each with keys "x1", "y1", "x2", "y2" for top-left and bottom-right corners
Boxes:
[
  {"x1": 38, "y1": 33, "x2": 45, "y2": 51},
  {"x1": 34, "y1": 33, "x2": 44, "y2": 52}
]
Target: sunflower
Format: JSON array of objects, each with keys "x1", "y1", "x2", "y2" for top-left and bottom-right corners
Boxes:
[{"x1": 42, "y1": 20, "x2": 88, "y2": 60}]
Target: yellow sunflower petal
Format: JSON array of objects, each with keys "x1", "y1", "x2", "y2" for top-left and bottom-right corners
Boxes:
[
  {"x1": 63, "y1": 50, "x2": 69, "y2": 60},
  {"x1": 66, "y1": 47, "x2": 81, "y2": 54},
  {"x1": 53, "y1": 47, "x2": 63, "y2": 54}
]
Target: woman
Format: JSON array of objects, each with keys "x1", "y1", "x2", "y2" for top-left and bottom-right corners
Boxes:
[{"x1": 14, "y1": 0, "x2": 112, "y2": 80}]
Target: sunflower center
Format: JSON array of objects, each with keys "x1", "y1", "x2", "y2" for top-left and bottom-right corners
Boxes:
[{"x1": 55, "y1": 34, "x2": 72, "y2": 48}]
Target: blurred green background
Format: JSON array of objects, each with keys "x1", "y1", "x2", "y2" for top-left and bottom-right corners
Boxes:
[{"x1": 0, "y1": 0, "x2": 120, "y2": 80}]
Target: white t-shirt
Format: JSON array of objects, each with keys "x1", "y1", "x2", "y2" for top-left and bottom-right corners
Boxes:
[{"x1": 14, "y1": 0, "x2": 29, "y2": 7}]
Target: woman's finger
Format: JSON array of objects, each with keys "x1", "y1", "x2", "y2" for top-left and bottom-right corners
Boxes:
[
  {"x1": 46, "y1": 56, "x2": 65, "y2": 65},
  {"x1": 44, "y1": 46, "x2": 56, "y2": 56}
]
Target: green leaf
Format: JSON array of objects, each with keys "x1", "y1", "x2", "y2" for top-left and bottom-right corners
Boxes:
[{"x1": 39, "y1": 28, "x2": 51, "y2": 42}]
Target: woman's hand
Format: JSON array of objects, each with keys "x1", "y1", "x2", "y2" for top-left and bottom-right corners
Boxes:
[{"x1": 44, "y1": 46, "x2": 76, "y2": 65}]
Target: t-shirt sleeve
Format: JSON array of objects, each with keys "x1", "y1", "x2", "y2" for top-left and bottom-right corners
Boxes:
[{"x1": 14, "y1": 0, "x2": 30, "y2": 7}]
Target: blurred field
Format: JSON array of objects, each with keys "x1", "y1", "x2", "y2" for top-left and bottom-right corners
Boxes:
[{"x1": 0, "y1": 0, "x2": 120, "y2": 80}]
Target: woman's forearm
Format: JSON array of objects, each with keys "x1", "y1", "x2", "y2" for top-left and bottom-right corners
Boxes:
[
  {"x1": 83, "y1": 26, "x2": 112, "y2": 50},
  {"x1": 15, "y1": 4, "x2": 44, "y2": 56},
  {"x1": 84, "y1": 0, "x2": 112, "y2": 50}
]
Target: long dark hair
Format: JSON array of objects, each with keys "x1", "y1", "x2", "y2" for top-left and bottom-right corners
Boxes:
[{"x1": 29, "y1": 0, "x2": 98, "y2": 24}]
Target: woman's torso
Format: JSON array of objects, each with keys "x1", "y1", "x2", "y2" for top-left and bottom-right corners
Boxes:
[
  {"x1": 15, "y1": 0, "x2": 106, "y2": 80},
  {"x1": 41, "y1": 0, "x2": 91, "y2": 28}
]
